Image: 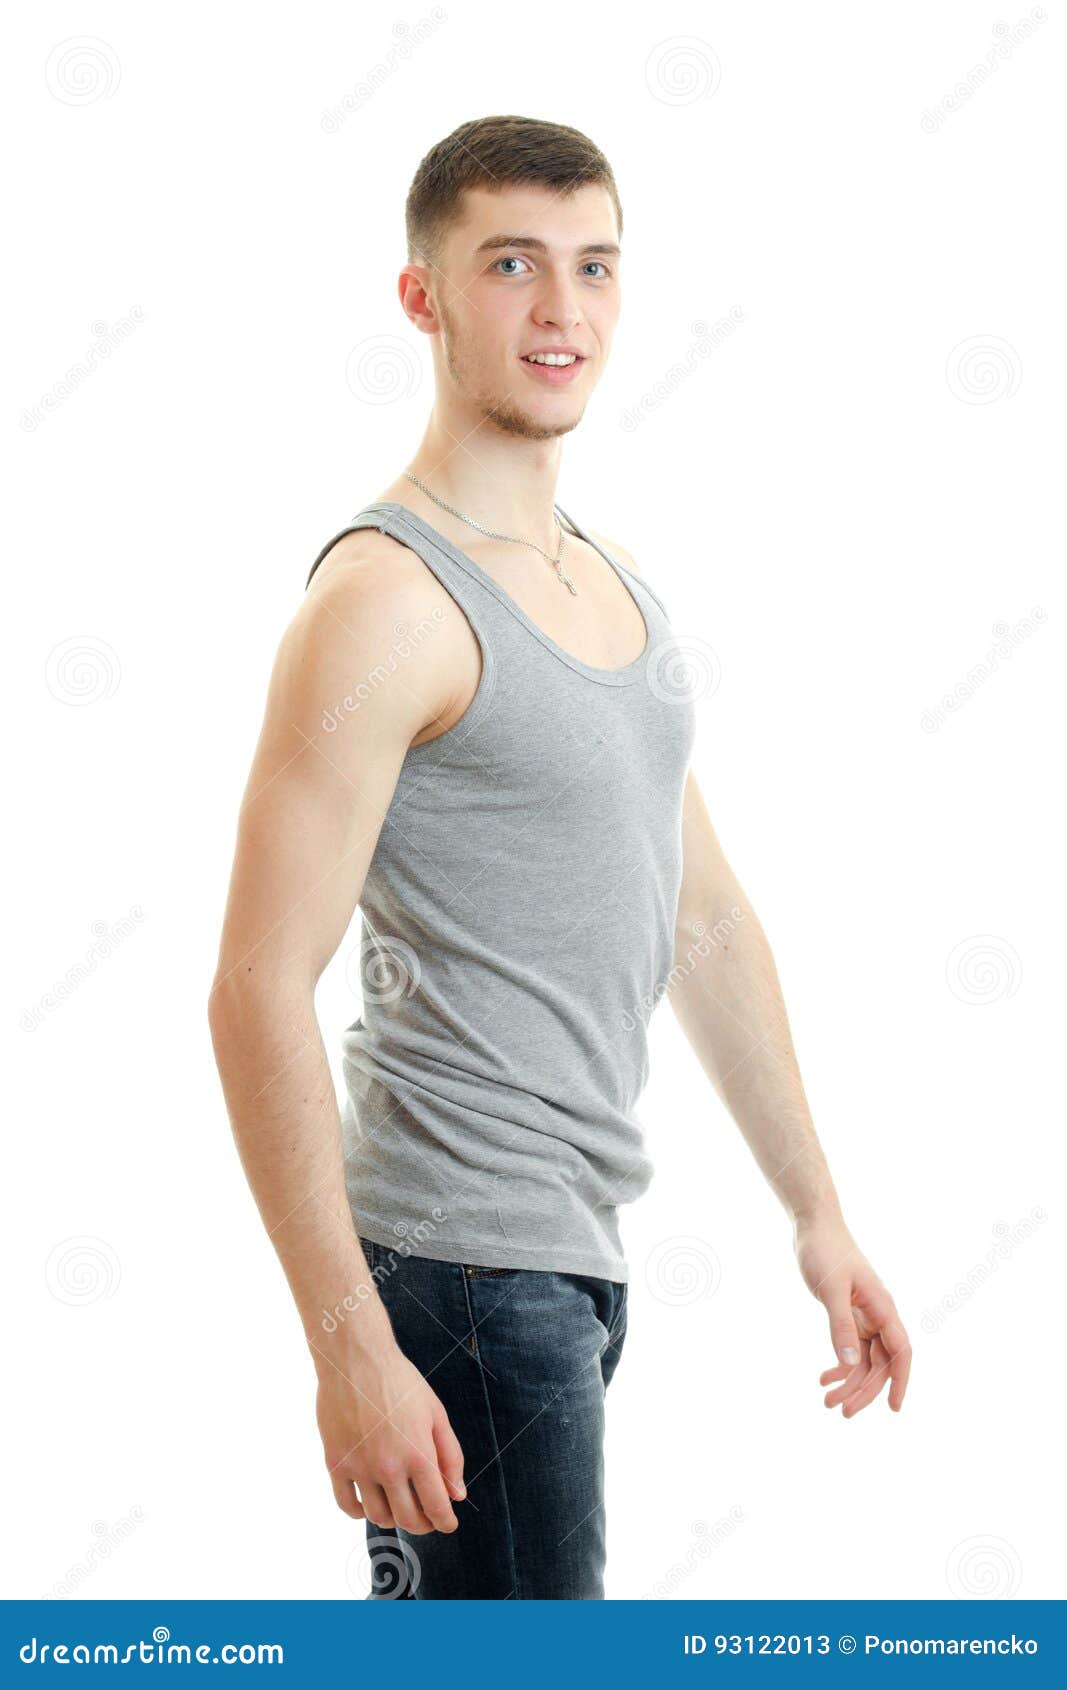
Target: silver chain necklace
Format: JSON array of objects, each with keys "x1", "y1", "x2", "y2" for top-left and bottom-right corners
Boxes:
[{"x1": 402, "y1": 469, "x2": 578, "y2": 596}]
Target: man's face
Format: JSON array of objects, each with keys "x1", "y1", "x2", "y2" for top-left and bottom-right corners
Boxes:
[{"x1": 419, "y1": 182, "x2": 621, "y2": 441}]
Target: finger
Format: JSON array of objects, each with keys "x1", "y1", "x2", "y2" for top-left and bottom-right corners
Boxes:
[
  {"x1": 360, "y1": 1481, "x2": 396, "y2": 1529},
  {"x1": 329, "y1": 1471, "x2": 365, "y2": 1520},
  {"x1": 432, "y1": 1403, "x2": 467, "y2": 1501},
  {"x1": 383, "y1": 1476, "x2": 435, "y2": 1536},
  {"x1": 408, "y1": 1461, "x2": 459, "y2": 1533},
  {"x1": 878, "y1": 1313, "x2": 913, "y2": 1411},
  {"x1": 823, "y1": 1289, "x2": 864, "y2": 1372},
  {"x1": 819, "y1": 1362, "x2": 852, "y2": 1385},
  {"x1": 841, "y1": 1335, "x2": 892, "y2": 1417},
  {"x1": 824, "y1": 1338, "x2": 870, "y2": 1407}
]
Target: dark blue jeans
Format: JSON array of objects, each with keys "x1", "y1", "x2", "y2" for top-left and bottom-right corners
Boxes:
[{"x1": 357, "y1": 1236, "x2": 628, "y2": 1600}]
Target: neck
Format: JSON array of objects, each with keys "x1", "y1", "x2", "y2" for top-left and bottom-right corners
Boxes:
[{"x1": 403, "y1": 412, "x2": 565, "y2": 541}]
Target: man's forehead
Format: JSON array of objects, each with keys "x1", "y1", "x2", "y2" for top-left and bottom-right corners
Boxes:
[{"x1": 454, "y1": 182, "x2": 619, "y2": 252}]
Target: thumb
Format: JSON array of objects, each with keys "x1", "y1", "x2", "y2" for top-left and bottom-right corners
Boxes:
[
  {"x1": 825, "y1": 1291, "x2": 862, "y2": 1368},
  {"x1": 431, "y1": 1400, "x2": 467, "y2": 1499}
]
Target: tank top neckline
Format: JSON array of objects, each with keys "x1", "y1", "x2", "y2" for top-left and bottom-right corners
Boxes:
[{"x1": 361, "y1": 499, "x2": 653, "y2": 688}]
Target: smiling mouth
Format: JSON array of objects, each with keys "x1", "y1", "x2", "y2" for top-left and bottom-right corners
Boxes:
[{"x1": 518, "y1": 353, "x2": 587, "y2": 383}]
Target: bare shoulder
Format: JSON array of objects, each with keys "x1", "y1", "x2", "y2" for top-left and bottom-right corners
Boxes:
[
  {"x1": 277, "y1": 524, "x2": 469, "y2": 749},
  {"x1": 585, "y1": 528, "x2": 642, "y2": 576}
]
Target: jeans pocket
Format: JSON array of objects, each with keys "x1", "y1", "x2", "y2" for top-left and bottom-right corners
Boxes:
[{"x1": 461, "y1": 1263, "x2": 517, "y2": 1278}]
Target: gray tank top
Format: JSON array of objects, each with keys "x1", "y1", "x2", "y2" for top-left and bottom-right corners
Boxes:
[{"x1": 305, "y1": 500, "x2": 696, "y2": 1282}]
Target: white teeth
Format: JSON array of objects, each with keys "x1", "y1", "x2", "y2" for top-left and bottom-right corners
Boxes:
[{"x1": 524, "y1": 352, "x2": 578, "y2": 366}]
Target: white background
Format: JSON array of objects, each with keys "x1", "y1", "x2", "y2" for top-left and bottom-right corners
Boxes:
[{"x1": 5, "y1": 2, "x2": 1062, "y2": 1602}]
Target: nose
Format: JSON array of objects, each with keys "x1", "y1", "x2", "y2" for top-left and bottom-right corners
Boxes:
[{"x1": 533, "y1": 271, "x2": 583, "y2": 335}]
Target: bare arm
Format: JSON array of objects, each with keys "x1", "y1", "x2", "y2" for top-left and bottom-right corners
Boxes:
[
  {"x1": 207, "y1": 535, "x2": 470, "y2": 1528},
  {"x1": 667, "y1": 772, "x2": 912, "y2": 1415}
]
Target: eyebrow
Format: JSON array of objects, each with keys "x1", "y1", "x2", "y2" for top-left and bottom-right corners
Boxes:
[{"x1": 473, "y1": 234, "x2": 622, "y2": 258}]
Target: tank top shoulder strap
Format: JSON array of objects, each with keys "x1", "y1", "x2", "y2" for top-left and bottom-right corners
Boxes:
[
  {"x1": 554, "y1": 503, "x2": 672, "y2": 620},
  {"x1": 304, "y1": 504, "x2": 498, "y2": 624}
]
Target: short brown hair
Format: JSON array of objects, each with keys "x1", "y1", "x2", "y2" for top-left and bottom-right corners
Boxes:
[{"x1": 405, "y1": 114, "x2": 623, "y2": 272}]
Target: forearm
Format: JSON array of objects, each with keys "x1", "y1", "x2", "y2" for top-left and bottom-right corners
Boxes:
[
  {"x1": 207, "y1": 977, "x2": 396, "y2": 1365},
  {"x1": 668, "y1": 887, "x2": 842, "y2": 1226}
]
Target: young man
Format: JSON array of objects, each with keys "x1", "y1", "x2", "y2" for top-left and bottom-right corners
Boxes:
[{"x1": 208, "y1": 115, "x2": 911, "y2": 1601}]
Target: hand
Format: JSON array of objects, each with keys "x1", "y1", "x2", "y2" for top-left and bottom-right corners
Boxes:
[
  {"x1": 793, "y1": 1212, "x2": 912, "y2": 1416},
  {"x1": 314, "y1": 1340, "x2": 467, "y2": 1533}
]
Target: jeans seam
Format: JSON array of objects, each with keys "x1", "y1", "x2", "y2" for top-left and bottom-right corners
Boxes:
[{"x1": 458, "y1": 1265, "x2": 522, "y2": 1601}]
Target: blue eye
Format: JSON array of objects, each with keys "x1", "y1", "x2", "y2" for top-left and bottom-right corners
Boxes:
[
  {"x1": 583, "y1": 261, "x2": 611, "y2": 279},
  {"x1": 495, "y1": 255, "x2": 530, "y2": 275}
]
